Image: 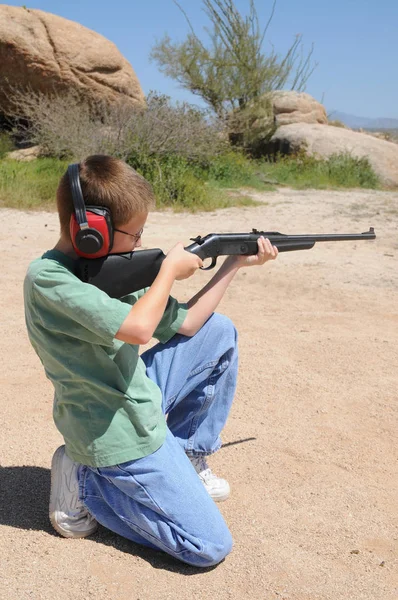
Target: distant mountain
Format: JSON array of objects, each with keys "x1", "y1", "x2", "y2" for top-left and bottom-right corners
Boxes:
[{"x1": 328, "y1": 110, "x2": 398, "y2": 130}]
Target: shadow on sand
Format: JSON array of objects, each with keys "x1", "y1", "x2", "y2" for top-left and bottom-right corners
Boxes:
[{"x1": 0, "y1": 465, "x2": 218, "y2": 575}]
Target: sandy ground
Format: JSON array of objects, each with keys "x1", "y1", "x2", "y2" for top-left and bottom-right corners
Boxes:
[{"x1": 0, "y1": 187, "x2": 397, "y2": 600}]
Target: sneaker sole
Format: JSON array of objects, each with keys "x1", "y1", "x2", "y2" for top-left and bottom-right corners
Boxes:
[
  {"x1": 211, "y1": 491, "x2": 230, "y2": 502},
  {"x1": 49, "y1": 446, "x2": 98, "y2": 539},
  {"x1": 208, "y1": 487, "x2": 230, "y2": 502},
  {"x1": 204, "y1": 480, "x2": 231, "y2": 502}
]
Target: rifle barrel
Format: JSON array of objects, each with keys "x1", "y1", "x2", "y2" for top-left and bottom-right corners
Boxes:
[
  {"x1": 267, "y1": 228, "x2": 376, "y2": 243},
  {"x1": 250, "y1": 227, "x2": 376, "y2": 242}
]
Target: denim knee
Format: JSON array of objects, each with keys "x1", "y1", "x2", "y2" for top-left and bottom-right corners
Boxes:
[
  {"x1": 207, "y1": 313, "x2": 238, "y2": 344},
  {"x1": 190, "y1": 527, "x2": 233, "y2": 568},
  {"x1": 211, "y1": 527, "x2": 233, "y2": 565}
]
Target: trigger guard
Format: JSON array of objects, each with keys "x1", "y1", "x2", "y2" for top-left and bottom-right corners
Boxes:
[{"x1": 200, "y1": 257, "x2": 217, "y2": 270}]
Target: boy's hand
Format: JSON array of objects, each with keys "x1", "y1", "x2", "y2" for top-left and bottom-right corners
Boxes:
[
  {"x1": 163, "y1": 242, "x2": 203, "y2": 281},
  {"x1": 230, "y1": 236, "x2": 278, "y2": 268}
]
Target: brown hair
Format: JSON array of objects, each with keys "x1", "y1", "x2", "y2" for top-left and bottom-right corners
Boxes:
[{"x1": 56, "y1": 155, "x2": 155, "y2": 237}]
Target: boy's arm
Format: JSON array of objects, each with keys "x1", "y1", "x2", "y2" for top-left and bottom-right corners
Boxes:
[
  {"x1": 177, "y1": 256, "x2": 240, "y2": 337},
  {"x1": 115, "y1": 242, "x2": 202, "y2": 345},
  {"x1": 115, "y1": 261, "x2": 176, "y2": 344},
  {"x1": 178, "y1": 237, "x2": 278, "y2": 337}
]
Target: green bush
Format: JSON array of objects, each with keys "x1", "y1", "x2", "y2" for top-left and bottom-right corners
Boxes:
[
  {"x1": 206, "y1": 151, "x2": 254, "y2": 183},
  {"x1": 193, "y1": 150, "x2": 269, "y2": 191},
  {"x1": 0, "y1": 154, "x2": 261, "y2": 213},
  {"x1": 0, "y1": 150, "x2": 381, "y2": 214},
  {"x1": 127, "y1": 150, "x2": 266, "y2": 209},
  {"x1": 0, "y1": 132, "x2": 14, "y2": 159},
  {"x1": 259, "y1": 151, "x2": 379, "y2": 189},
  {"x1": 0, "y1": 157, "x2": 68, "y2": 209},
  {"x1": 129, "y1": 154, "x2": 208, "y2": 209},
  {"x1": 326, "y1": 153, "x2": 379, "y2": 188},
  {"x1": 227, "y1": 95, "x2": 276, "y2": 155},
  {"x1": 127, "y1": 153, "x2": 259, "y2": 211}
]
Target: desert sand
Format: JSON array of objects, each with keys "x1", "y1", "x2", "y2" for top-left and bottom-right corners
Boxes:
[{"x1": 0, "y1": 187, "x2": 397, "y2": 600}]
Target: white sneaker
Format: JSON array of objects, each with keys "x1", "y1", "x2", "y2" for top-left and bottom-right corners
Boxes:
[
  {"x1": 189, "y1": 455, "x2": 230, "y2": 502},
  {"x1": 49, "y1": 445, "x2": 98, "y2": 539}
]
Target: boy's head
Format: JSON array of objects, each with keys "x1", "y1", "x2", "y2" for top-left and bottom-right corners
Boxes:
[{"x1": 56, "y1": 155, "x2": 155, "y2": 254}]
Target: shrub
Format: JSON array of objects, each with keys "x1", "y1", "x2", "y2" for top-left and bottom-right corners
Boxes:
[
  {"x1": 328, "y1": 119, "x2": 347, "y2": 128},
  {"x1": 0, "y1": 132, "x2": 14, "y2": 159},
  {"x1": 6, "y1": 88, "x2": 227, "y2": 163},
  {"x1": 326, "y1": 153, "x2": 379, "y2": 188},
  {"x1": 128, "y1": 153, "x2": 208, "y2": 209},
  {"x1": 0, "y1": 157, "x2": 69, "y2": 209},
  {"x1": 5, "y1": 87, "x2": 233, "y2": 208},
  {"x1": 196, "y1": 150, "x2": 259, "y2": 187},
  {"x1": 259, "y1": 151, "x2": 379, "y2": 189},
  {"x1": 227, "y1": 95, "x2": 276, "y2": 155}
]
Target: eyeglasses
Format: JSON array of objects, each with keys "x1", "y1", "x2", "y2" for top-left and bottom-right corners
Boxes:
[{"x1": 113, "y1": 227, "x2": 144, "y2": 241}]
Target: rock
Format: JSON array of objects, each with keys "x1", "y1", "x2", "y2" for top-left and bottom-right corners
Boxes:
[
  {"x1": 272, "y1": 91, "x2": 327, "y2": 127},
  {"x1": 0, "y1": 5, "x2": 145, "y2": 116},
  {"x1": 361, "y1": 129, "x2": 398, "y2": 144},
  {"x1": 271, "y1": 123, "x2": 398, "y2": 188},
  {"x1": 6, "y1": 146, "x2": 42, "y2": 161}
]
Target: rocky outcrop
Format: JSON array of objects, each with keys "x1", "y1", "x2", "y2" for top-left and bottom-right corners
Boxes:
[
  {"x1": 0, "y1": 5, "x2": 145, "y2": 116},
  {"x1": 228, "y1": 91, "x2": 328, "y2": 155},
  {"x1": 272, "y1": 91, "x2": 327, "y2": 127},
  {"x1": 271, "y1": 123, "x2": 398, "y2": 187},
  {"x1": 6, "y1": 145, "x2": 41, "y2": 161}
]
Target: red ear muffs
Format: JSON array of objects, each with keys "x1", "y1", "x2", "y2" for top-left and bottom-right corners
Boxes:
[
  {"x1": 67, "y1": 163, "x2": 114, "y2": 259},
  {"x1": 70, "y1": 206, "x2": 114, "y2": 259}
]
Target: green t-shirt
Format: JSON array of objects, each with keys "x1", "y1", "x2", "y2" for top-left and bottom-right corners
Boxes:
[{"x1": 23, "y1": 249, "x2": 188, "y2": 467}]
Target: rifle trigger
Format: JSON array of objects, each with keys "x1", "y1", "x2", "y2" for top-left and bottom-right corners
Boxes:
[{"x1": 200, "y1": 257, "x2": 217, "y2": 271}]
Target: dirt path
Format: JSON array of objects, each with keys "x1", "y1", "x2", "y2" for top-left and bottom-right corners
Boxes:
[{"x1": 0, "y1": 187, "x2": 397, "y2": 600}]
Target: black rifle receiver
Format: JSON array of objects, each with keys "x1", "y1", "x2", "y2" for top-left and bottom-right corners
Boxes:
[{"x1": 75, "y1": 228, "x2": 376, "y2": 298}]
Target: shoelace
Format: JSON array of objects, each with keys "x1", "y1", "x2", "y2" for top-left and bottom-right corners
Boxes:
[
  {"x1": 190, "y1": 456, "x2": 217, "y2": 481},
  {"x1": 198, "y1": 467, "x2": 216, "y2": 483}
]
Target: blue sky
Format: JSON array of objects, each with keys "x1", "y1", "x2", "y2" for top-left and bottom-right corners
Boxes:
[{"x1": 6, "y1": 0, "x2": 398, "y2": 118}]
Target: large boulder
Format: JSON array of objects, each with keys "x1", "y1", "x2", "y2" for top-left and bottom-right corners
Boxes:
[
  {"x1": 272, "y1": 91, "x2": 328, "y2": 127},
  {"x1": 228, "y1": 91, "x2": 328, "y2": 155},
  {"x1": 0, "y1": 5, "x2": 145, "y2": 116},
  {"x1": 271, "y1": 123, "x2": 398, "y2": 188}
]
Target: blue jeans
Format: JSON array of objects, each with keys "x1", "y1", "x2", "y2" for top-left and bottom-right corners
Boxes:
[{"x1": 78, "y1": 313, "x2": 238, "y2": 567}]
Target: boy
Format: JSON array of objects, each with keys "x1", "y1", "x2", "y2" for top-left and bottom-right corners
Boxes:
[{"x1": 24, "y1": 155, "x2": 278, "y2": 567}]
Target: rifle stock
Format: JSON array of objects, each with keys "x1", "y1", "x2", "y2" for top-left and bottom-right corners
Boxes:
[{"x1": 75, "y1": 228, "x2": 376, "y2": 298}]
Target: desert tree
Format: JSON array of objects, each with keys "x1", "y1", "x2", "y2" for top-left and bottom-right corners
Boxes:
[{"x1": 150, "y1": 0, "x2": 316, "y2": 120}]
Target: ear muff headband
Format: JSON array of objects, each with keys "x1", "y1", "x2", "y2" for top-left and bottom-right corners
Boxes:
[
  {"x1": 68, "y1": 163, "x2": 88, "y2": 228},
  {"x1": 67, "y1": 163, "x2": 113, "y2": 257}
]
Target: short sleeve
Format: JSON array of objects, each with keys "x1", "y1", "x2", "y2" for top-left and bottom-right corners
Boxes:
[
  {"x1": 119, "y1": 288, "x2": 150, "y2": 306},
  {"x1": 32, "y1": 264, "x2": 132, "y2": 346},
  {"x1": 153, "y1": 297, "x2": 188, "y2": 344},
  {"x1": 119, "y1": 290, "x2": 188, "y2": 344}
]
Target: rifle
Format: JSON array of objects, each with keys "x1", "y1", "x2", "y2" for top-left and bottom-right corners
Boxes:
[{"x1": 75, "y1": 227, "x2": 376, "y2": 298}]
